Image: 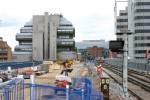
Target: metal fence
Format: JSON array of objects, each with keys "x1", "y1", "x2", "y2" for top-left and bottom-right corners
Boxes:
[
  {"x1": 29, "y1": 78, "x2": 103, "y2": 100},
  {"x1": 0, "y1": 77, "x2": 103, "y2": 100},
  {"x1": 105, "y1": 58, "x2": 150, "y2": 72},
  {"x1": 0, "y1": 78, "x2": 24, "y2": 100}
]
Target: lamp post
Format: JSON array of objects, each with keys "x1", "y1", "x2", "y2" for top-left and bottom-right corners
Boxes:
[{"x1": 114, "y1": 0, "x2": 130, "y2": 99}]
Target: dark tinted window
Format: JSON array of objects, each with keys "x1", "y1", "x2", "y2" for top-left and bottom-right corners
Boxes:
[
  {"x1": 117, "y1": 19, "x2": 128, "y2": 22},
  {"x1": 120, "y1": 13, "x2": 127, "y2": 16},
  {"x1": 136, "y1": 9, "x2": 150, "y2": 12},
  {"x1": 135, "y1": 16, "x2": 150, "y2": 19},
  {"x1": 134, "y1": 50, "x2": 145, "y2": 54},
  {"x1": 136, "y1": 2, "x2": 150, "y2": 6},
  {"x1": 117, "y1": 25, "x2": 128, "y2": 28},
  {"x1": 135, "y1": 29, "x2": 150, "y2": 33},
  {"x1": 135, "y1": 23, "x2": 150, "y2": 26},
  {"x1": 134, "y1": 36, "x2": 150, "y2": 40},
  {"x1": 134, "y1": 43, "x2": 150, "y2": 47}
]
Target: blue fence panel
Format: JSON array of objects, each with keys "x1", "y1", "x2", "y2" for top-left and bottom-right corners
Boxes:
[
  {"x1": 30, "y1": 84, "x2": 66, "y2": 100},
  {"x1": 0, "y1": 78, "x2": 24, "y2": 100},
  {"x1": 29, "y1": 78, "x2": 103, "y2": 100}
]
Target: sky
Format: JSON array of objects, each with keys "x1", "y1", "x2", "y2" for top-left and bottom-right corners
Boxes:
[{"x1": 0, "y1": 0, "x2": 127, "y2": 51}]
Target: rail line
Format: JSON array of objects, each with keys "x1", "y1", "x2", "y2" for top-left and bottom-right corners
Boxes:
[
  {"x1": 102, "y1": 70, "x2": 143, "y2": 100},
  {"x1": 105, "y1": 65, "x2": 150, "y2": 92}
]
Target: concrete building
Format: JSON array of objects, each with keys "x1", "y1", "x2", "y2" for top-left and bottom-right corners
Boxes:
[
  {"x1": 116, "y1": 0, "x2": 150, "y2": 62},
  {"x1": 13, "y1": 21, "x2": 32, "y2": 61},
  {"x1": 0, "y1": 37, "x2": 12, "y2": 62},
  {"x1": 14, "y1": 12, "x2": 75, "y2": 61},
  {"x1": 33, "y1": 12, "x2": 75, "y2": 61}
]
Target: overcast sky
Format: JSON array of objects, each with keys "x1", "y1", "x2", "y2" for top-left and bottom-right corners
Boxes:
[{"x1": 0, "y1": 0, "x2": 127, "y2": 51}]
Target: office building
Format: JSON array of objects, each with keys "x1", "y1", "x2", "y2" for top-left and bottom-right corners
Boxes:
[
  {"x1": 116, "y1": 0, "x2": 150, "y2": 62},
  {"x1": 0, "y1": 37, "x2": 12, "y2": 62},
  {"x1": 14, "y1": 12, "x2": 75, "y2": 61},
  {"x1": 33, "y1": 12, "x2": 75, "y2": 61}
]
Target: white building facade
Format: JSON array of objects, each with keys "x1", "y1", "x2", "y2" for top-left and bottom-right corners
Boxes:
[
  {"x1": 116, "y1": 0, "x2": 150, "y2": 62},
  {"x1": 33, "y1": 12, "x2": 75, "y2": 61}
]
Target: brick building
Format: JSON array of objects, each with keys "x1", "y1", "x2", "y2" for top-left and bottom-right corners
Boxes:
[
  {"x1": 87, "y1": 46, "x2": 108, "y2": 59},
  {"x1": 0, "y1": 37, "x2": 12, "y2": 62}
]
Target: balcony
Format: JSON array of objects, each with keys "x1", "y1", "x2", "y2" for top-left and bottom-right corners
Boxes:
[
  {"x1": 57, "y1": 41, "x2": 75, "y2": 47},
  {"x1": 57, "y1": 39, "x2": 74, "y2": 42},
  {"x1": 16, "y1": 33, "x2": 32, "y2": 41},
  {"x1": 15, "y1": 45, "x2": 32, "y2": 52},
  {"x1": 57, "y1": 28, "x2": 75, "y2": 35}
]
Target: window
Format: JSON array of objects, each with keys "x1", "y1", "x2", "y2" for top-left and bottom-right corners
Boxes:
[
  {"x1": 117, "y1": 25, "x2": 128, "y2": 28},
  {"x1": 135, "y1": 57, "x2": 145, "y2": 59},
  {"x1": 136, "y1": 2, "x2": 150, "y2": 6},
  {"x1": 117, "y1": 19, "x2": 128, "y2": 22},
  {"x1": 135, "y1": 30, "x2": 150, "y2": 33},
  {"x1": 135, "y1": 16, "x2": 150, "y2": 20},
  {"x1": 135, "y1": 23, "x2": 150, "y2": 26},
  {"x1": 134, "y1": 50, "x2": 145, "y2": 54},
  {"x1": 120, "y1": 13, "x2": 127, "y2": 16},
  {"x1": 136, "y1": 9, "x2": 150, "y2": 12},
  {"x1": 134, "y1": 36, "x2": 150, "y2": 40},
  {"x1": 134, "y1": 43, "x2": 150, "y2": 47}
]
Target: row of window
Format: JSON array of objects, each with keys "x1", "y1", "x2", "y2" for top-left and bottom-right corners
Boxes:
[
  {"x1": 135, "y1": 9, "x2": 150, "y2": 12},
  {"x1": 15, "y1": 48, "x2": 32, "y2": 51},
  {"x1": 135, "y1": 16, "x2": 150, "y2": 20},
  {"x1": 135, "y1": 29, "x2": 150, "y2": 33},
  {"x1": 135, "y1": 23, "x2": 150, "y2": 26},
  {"x1": 134, "y1": 50, "x2": 146, "y2": 54},
  {"x1": 134, "y1": 43, "x2": 150, "y2": 47},
  {"x1": 57, "y1": 41, "x2": 74, "y2": 45},
  {"x1": 20, "y1": 29, "x2": 32, "y2": 33},
  {"x1": 136, "y1": 2, "x2": 150, "y2": 6},
  {"x1": 120, "y1": 13, "x2": 127, "y2": 16},
  {"x1": 117, "y1": 19, "x2": 128, "y2": 22},
  {"x1": 134, "y1": 36, "x2": 150, "y2": 40},
  {"x1": 59, "y1": 24, "x2": 72, "y2": 27},
  {"x1": 135, "y1": 57, "x2": 145, "y2": 59},
  {"x1": 117, "y1": 25, "x2": 128, "y2": 28},
  {"x1": 58, "y1": 36, "x2": 70, "y2": 39}
]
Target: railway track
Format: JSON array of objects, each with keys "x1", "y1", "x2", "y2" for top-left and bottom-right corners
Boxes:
[
  {"x1": 103, "y1": 70, "x2": 143, "y2": 100},
  {"x1": 106, "y1": 65, "x2": 150, "y2": 92}
]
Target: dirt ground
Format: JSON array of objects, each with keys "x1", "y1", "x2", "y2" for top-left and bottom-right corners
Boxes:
[{"x1": 24, "y1": 62, "x2": 81, "y2": 100}]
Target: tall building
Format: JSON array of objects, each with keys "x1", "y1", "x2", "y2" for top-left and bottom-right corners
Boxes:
[
  {"x1": 116, "y1": 8, "x2": 134, "y2": 59},
  {"x1": 116, "y1": 0, "x2": 150, "y2": 62},
  {"x1": 0, "y1": 37, "x2": 12, "y2": 62},
  {"x1": 13, "y1": 21, "x2": 32, "y2": 61},
  {"x1": 14, "y1": 12, "x2": 75, "y2": 61},
  {"x1": 32, "y1": 12, "x2": 75, "y2": 61}
]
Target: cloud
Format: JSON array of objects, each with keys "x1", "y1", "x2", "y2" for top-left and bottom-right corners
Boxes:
[
  {"x1": 0, "y1": 17, "x2": 23, "y2": 27},
  {"x1": 0, "y1": 0, "x2": 127, "y2": 49}
]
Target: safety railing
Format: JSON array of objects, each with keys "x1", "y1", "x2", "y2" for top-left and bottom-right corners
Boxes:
[
  {"x1": 29, "y1": 78, "x2": 103, "y2": 100},
  {"x1": 0, "y1": 78, "x2": 24, "y2": 100},
  {"x1": 105, "y1": 59, "x2": 150, "y2": 72}
]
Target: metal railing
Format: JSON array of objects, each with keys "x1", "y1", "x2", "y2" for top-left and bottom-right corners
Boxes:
[
  {"x1": 0, "y1": 78, "x2": 24, "y2": 100},
  {"x1": 105, "y1": 59, "x2": 150, "y2": 72},
  {"x1": 29, "y1": 78, "x2": 103, "y2": 100}
]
